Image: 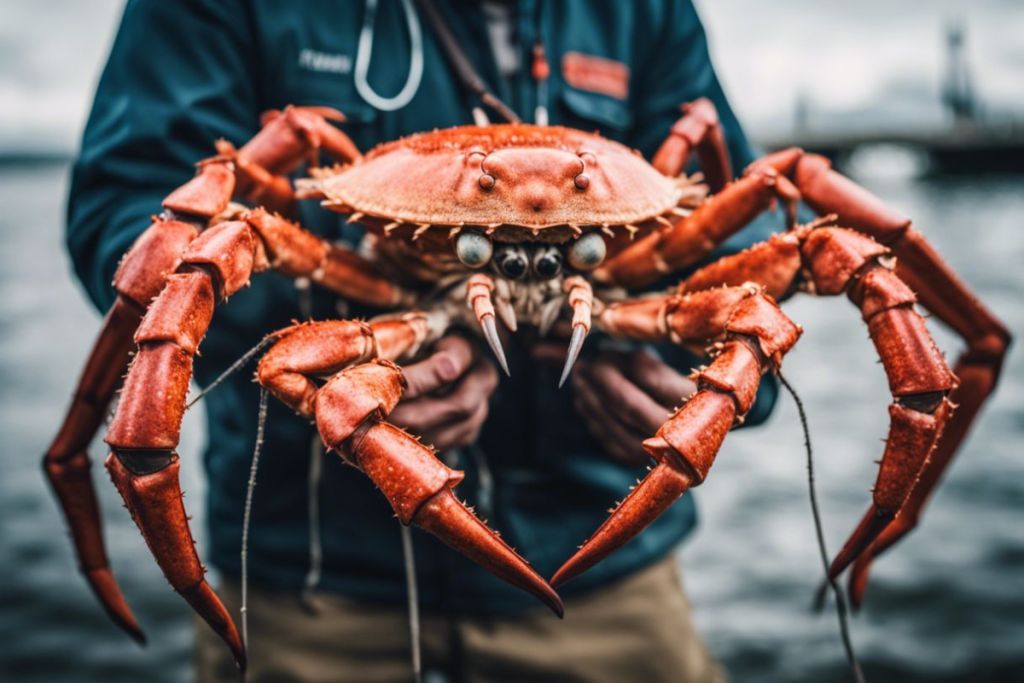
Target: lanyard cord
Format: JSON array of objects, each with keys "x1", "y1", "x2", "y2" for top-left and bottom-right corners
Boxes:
[
  {"x1": 354, "y1": 0, "x2": 425, "y2": 111},
  {"x1": 415, "y1": 0, "x2": 521, "y2": 123},
  {"x1": 530, "y1": 0, "x2": 550, "y2": 125}
]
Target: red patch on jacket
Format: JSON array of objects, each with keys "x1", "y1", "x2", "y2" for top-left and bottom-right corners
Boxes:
[{"x1": 562, "y1": 52, "x2": 630, "y2": 100}]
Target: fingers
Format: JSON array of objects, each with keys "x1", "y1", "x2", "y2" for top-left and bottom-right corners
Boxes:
[
  {"x1": 401, "y1": 335, "x2": 475, "y2": 399},
  {"x1": 423, "y1": 399, "x2": 490, "y2": 452},
  {"x1": 391, "y1": 352, "x2": 499, "y2": 452},
  {"x1": 582, "y1": 353, "x2": 672, "y2": 435},
  {"x1": 392, "y1": 357, "x2": 498, "y2": 429},
  {"x1": 624, "y1": 349, "x2": 698, "y2": 408},
  {"x1": 567, "y1": 348, "x2": 698, "y2": 467},
  {"x1": 571, "y1": 370, "x2": 651, "y2": 466}
]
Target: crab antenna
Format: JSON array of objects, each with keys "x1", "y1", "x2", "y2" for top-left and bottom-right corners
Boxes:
[
  {"x1": 559, "y1": 277, "x2": 594, "y2": 388},
  {"x1": 466, "y1": 274, "x2": 510, "y2": 376}
]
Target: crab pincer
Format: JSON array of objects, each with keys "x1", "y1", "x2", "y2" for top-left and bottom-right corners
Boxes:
[{"x1": 314, "y1": 361, "x2": 563, "y2": 616}]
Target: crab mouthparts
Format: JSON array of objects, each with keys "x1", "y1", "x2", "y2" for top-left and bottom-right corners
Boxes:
[{"x1": 468, "y1": 273, "x2": 593, "y2": 386}]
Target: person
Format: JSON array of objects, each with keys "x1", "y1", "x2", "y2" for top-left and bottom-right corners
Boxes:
[{"x1": 67, "y1": 1, "x2": 781, "y2": 681}]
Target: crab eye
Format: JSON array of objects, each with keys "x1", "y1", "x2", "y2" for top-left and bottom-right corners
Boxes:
[
  {"x1": 533, "y1": 246, "x2": 563, "y2": 279},
  {"x1": 567, "y1": 232, "x2": 607, "y2": 271},
  {"x1": 455, "y1": 231, "x2": 493, "y2": 268},
  {"x1": 495, "y1": 244, "x2": 528, "y2": 279}
]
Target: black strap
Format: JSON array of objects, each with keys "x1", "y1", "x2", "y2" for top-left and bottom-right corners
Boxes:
[{"x1": 415, "y1": 0, "x2": 521, "y2": 123}]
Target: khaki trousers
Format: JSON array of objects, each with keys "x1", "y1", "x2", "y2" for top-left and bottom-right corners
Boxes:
[{"x1": 195, "y1": 556, "x2": 726, "y2": 683}]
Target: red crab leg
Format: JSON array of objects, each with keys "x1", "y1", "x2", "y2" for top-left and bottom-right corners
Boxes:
[
  {"x1": 257, "y1": 314, "x2": 436, "y2": 415},
  {"x1": 759, "y1": 151, "x2": 1010, "y2": 603},
  {"x1": 46, "y1": 108, "x2": 378, "y2": 652},
  {"x1": 215, "y1": 106, "x2": 360, "y2": 215},
  {"x1": 258, "y1": 318, "x2": 562, "y2": 614},
  {"x1": 595, "y1": 165, "x2": 799, "y2": 289},
  {"x1": 552, "y1": 285, "x2": 802, "y2": 586},
  {"x1": 245, "y1": 208, "x2": 406, "y2": 308},
  {"x1": 102, "y1": 211, "x2": 410, "y2": 669},
  {"x1": 651, "y1": 98, "x2": 733, "y2": 191},
  {"x1": 673, "y1": 223, "x2": 958, "y2": 592},
  {"x1": 43, "y1": 154, "x2": 235, "y2": 643},
  {"x1": 43, "y1": 217, "x2": 202, "y2": 642},
  {"x1": 305, "y1": 357, "x2": 563, "y2": 616},
  {"x1": 802, "y1": 228, "x2": 957, "y2": 581},
  {"x1": 104, "y1": 222, "x2": 258, "y2": 669}
]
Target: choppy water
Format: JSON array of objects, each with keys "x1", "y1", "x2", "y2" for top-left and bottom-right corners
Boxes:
[{"x1": 0, "y1": 163, "x2": 1021, "y2": 682}]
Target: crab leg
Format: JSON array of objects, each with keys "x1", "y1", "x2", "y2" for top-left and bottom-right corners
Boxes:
[
  {"x1": 100, "y1": 212, "x2": 405, "y2": 669},
  {"x1": 257, "y1": 325, "x2": 563, "y2": 615},
  {"x1": 673, "y1": 223, "x2": 958, "y2": 591},
  {"x1": 42, "y1": 219, "x2": 198, "y2": 643},
  {"x1": 552, "y1": 285, "x2": 802, "y2": 586},
  {"x1": 246, "y1": 208, "x2": 406, "y2": 308},
  {"x1": 46, "y1": 107, "x2": 382, "y2": 653},
  {"x1": 651, "y1": 98, "x2": 733, "y2": 191},
  {"x1": 315, "y1": 361, "x2": 562, "y2": 616},
  {"x1": 104, "y1": 223, "x2": 254, "y2": 668},
  {"x1": 757, "y1": 151, "x2": 1009, "y2": 603},
  {"x1": 257, "y1": 314, "x2": 437, "y2": 414},
  {"x1": 595, "y1": 165, "x2": 798, "y2": 289},
  {"x1": 43, "y1": 216, "x2": 208, "y2": 642},
  {"x1": 215, "y1": 106, "x2": 360, "y2": 214}
]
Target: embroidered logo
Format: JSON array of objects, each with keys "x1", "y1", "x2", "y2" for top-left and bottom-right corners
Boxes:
[
  {"x1": 298, "y1": 49, "x2": 353, "y2": 75},
  {"x1": 562, "y1": 52, "x2": 630, "y2": 100}
]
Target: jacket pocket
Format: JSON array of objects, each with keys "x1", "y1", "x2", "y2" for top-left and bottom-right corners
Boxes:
[{"x1": 558, "y1": 87, "x2": 633, "y2": 135}]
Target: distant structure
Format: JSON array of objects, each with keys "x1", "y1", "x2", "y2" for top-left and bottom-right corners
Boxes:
[
  {"x1": 942, "y1": 20, "x2": 976, "y2": 124},
  {"x1": 765, "y1": 20, "x2": 1024, "y2": 175}
]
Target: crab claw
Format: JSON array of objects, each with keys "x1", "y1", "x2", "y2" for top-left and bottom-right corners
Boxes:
[
  {"x1": 416, "y1": 488, "x2": 563, "y2": 617},
  {"x1": 847, "y1": 557, "x2": 872, "y2": 611},
  {"x1": 106, "y1": 452, "x2": 246, "y2": 671},
  {"x1": 827, "y1": 504, "x2": 893, "y2": 581},
  {"x1": 554, "y1": 383, "x2": 740, "y2": 587},
  {"x1": 333, "y1": 415, "x2": 562, "y2": 617},
  {"x1": 313, "y1": 361, "x2": 560, "y2": 615},
  {"x1": 43, "y1": 450, "x2": 145, "y2": 643},
  {"x1": 552, "y1": 455, "x2": 693, "y2": 588},
  {"x1": 827, "y1": 399, "x2": 953, "y2": 582},
  {"x1": 845, "y1": 511, "x2": 917, "y2": 609}
]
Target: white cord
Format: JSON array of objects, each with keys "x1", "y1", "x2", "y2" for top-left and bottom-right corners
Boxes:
[
  {"x1": 355, "y1": 0, "x2": 425, "y2": 112},
  {"x1": 241, "y1": 388, "x2": 269, "y2": 654},
  {"x1": 400, "y1": 524, "x2": 423, "y2": 683},
  {"x1": 301, "y1": 436, "x2": 325, "y2": 609}
]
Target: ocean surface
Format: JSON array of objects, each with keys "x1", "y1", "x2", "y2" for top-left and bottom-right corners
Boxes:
[{"x1": 0, "y1": 162, "x2": 1021, "y2": 682}]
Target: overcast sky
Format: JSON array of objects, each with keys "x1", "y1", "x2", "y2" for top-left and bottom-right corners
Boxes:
[{"x1": 1, "y1": 0, "x2": 1021, "y2": 153}]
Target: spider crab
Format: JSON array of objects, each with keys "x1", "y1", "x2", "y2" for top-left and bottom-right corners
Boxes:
[{"x1": 45, "y1": 101, "x2": 1008, "y2": 670}]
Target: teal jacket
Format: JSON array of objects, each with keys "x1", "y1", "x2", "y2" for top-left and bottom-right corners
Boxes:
[{"x1": 67, "y1": 0, "x2": 779, "y2": 615}]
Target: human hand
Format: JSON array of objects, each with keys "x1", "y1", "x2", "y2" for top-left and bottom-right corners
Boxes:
[
  {"x1": 389, "y1": 335, "x2": 500, "y2": 452},
  {"x1": 570, "y1": 349, "x2": 698, "y2": 466}
]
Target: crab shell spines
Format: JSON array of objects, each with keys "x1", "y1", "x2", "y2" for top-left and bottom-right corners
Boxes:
[{"x1": 315, "y1": 124, "x2": 690, "y2": 244}]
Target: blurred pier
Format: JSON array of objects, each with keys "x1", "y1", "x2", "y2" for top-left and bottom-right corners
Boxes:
[
  {"x1": 763, "y1": 123, "x2": 1024, "y2": 174},
  {"x1": 763, "y1": 22, "x2": 1024, "y2": 174}
]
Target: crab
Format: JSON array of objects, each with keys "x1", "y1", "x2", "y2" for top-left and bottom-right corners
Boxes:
[{"x1": 44, "y1": 100, "x2": 1009, "y2": 671}]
